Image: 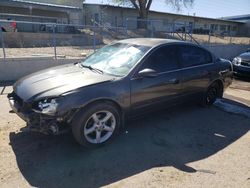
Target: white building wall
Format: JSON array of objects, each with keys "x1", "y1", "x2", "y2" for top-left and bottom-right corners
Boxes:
[{"x1": 83, "y1": 4, "x2": 243, "y2": 36}]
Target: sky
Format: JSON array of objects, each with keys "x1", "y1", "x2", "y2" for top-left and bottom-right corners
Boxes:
[{"x1": 85, "y1": 0, "x2": 250, "y2": 18}]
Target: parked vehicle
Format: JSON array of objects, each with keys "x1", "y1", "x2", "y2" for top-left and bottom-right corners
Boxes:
[
  {"x1": 232, "y1": 49, "x2": 250, "y2": 78},
  {"x1": 8, "y1": 38, "x2": 233, "y2": 147}
]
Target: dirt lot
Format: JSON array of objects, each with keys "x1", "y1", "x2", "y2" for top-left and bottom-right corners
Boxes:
[
  {"x1": 0, "y1": 79, "x2": 250, "y2": 188},
  {"x1": 192, "y1": 34, "x2": 250, "y2": 45}
]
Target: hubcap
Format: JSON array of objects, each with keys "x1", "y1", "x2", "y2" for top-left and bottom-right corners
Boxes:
[{"x1": 84, "y1": 111, "x2": 116, "y2": 144}]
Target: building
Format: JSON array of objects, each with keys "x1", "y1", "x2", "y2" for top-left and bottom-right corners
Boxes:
[
  {"x1": 222, "y1": 14, "x2": 250, "y2": 36},
  {"x1": 83, "y1": 3, "x2": 245, "y2": 36},
  {"x1": 0, "y1": 1, "x2": 248, "y2": 37},
  {"x1": 0, "y1": 0, "x2": 83, "y2": 25}
]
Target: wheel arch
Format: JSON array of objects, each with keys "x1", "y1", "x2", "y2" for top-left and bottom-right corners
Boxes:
[
  {"x1": 70, "y1": 98, "x2": 125, "y2": 127},
  {"x1": 83, "y1": 98, "x2": 123, "y2": 115}
]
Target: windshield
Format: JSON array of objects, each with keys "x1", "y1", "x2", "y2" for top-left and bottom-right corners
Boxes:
[{"x1": 81, "y1": 43, "x2": 150, "y2": 76}]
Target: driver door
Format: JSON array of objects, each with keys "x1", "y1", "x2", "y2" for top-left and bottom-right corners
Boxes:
[{"x1": 130, "y1": 45, "x2": 183, "y2": 114}]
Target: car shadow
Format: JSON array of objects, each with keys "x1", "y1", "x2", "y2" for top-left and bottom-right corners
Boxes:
[{"x1": 9, "y1": 101, "x2": 250, "y2": 188}]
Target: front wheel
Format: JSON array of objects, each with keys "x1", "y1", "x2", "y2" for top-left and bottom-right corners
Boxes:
[{"x1": 71, "y1": 102, "x2": 121, "y2": 147}]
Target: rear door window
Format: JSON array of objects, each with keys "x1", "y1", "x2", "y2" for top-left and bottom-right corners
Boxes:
[{"x1": 179, "y1": 45, "x2": 212, "y2": 68}]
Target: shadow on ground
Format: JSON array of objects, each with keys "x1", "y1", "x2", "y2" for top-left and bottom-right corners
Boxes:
[{"x1": 9, "y1": 102, "x2": 250, "y2": 188}]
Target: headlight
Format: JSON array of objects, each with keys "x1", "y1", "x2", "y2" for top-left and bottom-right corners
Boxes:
[
  {"x1": 232, "y1": 57, "x2": 241, "y2": 65},
  {"x1": 34, "y1": 98, "x2": 58, "y2": 115}
]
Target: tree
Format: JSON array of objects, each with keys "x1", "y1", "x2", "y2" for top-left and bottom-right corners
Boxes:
[{"x1": 112, "y1": 0, "x2": 194, "y2": 28}]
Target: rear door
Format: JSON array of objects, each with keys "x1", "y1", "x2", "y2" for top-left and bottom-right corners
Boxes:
[
  {"x1": 177, "y1": 44, "x2": 215, "y2": 97},
  {"x1": 130, "y1": 45, "x2": 182, "y2": 113}
]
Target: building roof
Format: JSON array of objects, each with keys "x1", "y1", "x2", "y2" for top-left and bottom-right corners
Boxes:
[
  {"x1": 83, "y1": 3, "x2": 244, "y2": 24},
  {"x1": 221, "y1": 14, "x2": 250, "y2": 23},
  {"x1": 5, "y1": 0, "x2": 82, "y2": 10}
]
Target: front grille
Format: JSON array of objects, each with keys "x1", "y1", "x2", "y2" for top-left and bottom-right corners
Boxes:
[
  {"x1": 241, "y1": 61, "x2": 250, "y2": 67},
  {"x1": 242, "y1": 59, "x2": 250, "y2": 63}
]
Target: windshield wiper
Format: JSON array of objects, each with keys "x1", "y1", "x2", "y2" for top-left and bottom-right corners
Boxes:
[{"x1": 79, "y1": 64, "x2": 104, "y2": 74}]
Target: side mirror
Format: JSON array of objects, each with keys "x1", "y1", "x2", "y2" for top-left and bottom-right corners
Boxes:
[{"x1": 138, "y1": 68, "x2": 157, "y2": 78}]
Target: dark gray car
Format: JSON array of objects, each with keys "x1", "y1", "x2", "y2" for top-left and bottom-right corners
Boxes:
[
  {"x1": 232, "y1": 49, "x2": 250, "y2": 77},
  {"x1": 8, "y1": 38, "x2": 233, "y2": 147}
]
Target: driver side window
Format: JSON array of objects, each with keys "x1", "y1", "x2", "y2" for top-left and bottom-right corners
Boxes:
[{"x1": 142, "y1": 45, "x2": 179, "y2": 73}]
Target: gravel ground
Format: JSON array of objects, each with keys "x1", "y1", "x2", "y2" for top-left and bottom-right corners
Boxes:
[{"x1": 0, "y1": 78, "x2": 249, "y2": 188}]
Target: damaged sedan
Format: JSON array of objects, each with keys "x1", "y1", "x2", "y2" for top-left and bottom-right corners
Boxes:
[{"x1": 8, "y1": 38, "x2": 233, "y2": 147}]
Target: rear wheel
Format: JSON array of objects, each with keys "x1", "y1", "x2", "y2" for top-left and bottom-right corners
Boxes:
[
  {"x1": 71, "y1": 102, "x2": 121, "y2": 147},
  {"x1": 203, "y1": 83, "x2": 219, "y2": 106}
]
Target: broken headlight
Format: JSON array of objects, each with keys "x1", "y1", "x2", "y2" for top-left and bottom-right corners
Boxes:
[
  {"x1": 232, "y1": 57, "x2": 241, "y2": 66},
  {"x1": 33, "y1": 98, "x2": 58, "y2": 115}
]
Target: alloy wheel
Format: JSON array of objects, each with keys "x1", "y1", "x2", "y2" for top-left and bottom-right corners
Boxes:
[{"x1": 83, "y1": 110, "x2": 116, "y2": 144}]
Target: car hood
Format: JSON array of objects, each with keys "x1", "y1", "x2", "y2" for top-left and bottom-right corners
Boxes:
[
  {"x1": 13, "y1": 64, "x2": 116, "y2": 102},
  {"x1": 239, "y1": 52, "x2": 250, "y2": 61}
]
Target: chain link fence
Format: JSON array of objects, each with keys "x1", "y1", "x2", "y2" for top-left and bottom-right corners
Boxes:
[{"x1": 0, "y1": 19, "x2": 248, "y2": 60}]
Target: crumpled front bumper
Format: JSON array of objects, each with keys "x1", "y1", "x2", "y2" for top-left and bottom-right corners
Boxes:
[
  {"x1": 7, "y1": 92, "x2": 61, "y2": 134},
  {"x1": 8, "y1": 96, "x2": 29, "y2": 121}
]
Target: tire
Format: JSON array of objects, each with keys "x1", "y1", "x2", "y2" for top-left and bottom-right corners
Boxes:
[
  {"x1": 71, "y1": 102, "x2": 121, "y2": 147},
  {"x1": 202, "y1": 83, "x2": 219, "y2": 106}
]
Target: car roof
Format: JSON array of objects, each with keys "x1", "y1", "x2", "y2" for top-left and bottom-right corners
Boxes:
[{"x1": 118, "y1": 38, "x2": 190, "y2": 47}]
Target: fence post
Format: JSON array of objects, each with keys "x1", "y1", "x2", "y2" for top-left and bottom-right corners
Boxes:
[
  {"x1": 229, "y1": 27, "x2": 232, "y2": 44},
  {"x1": 52, "y1": 24, "x2": 57, "y2": 60},
  {"x1": 93, "y1": 27, "x2": 96, "y2": 51},
  {"x1": 208, "y1": 30, "x2": 211, "y2": 44},
  {"x1": 190, "y1": 24, "x2": 193, "y2": 41},
  {"x1": 0, "y1": 22, "x2": 6, "y2": 59},
  {"x1": 172, "y1": 23, "x2": 174, "y2": 36},
  {"x1": 172, "y1": 23, "x2": 175, "y2": 37},
  {"x1": 125, "y1": 18, "x2": 128, "y2": 37},
  {"x1": 150, "y1": 20, "x2": 154, "y2": 38},
  {"x1": 184, "y1": 22, "x2": 187, "y2": 40}
]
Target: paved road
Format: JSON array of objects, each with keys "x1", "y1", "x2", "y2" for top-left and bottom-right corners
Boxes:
[{"x1": 0, "y1": 79, "x2": 249, "y2": 188}]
